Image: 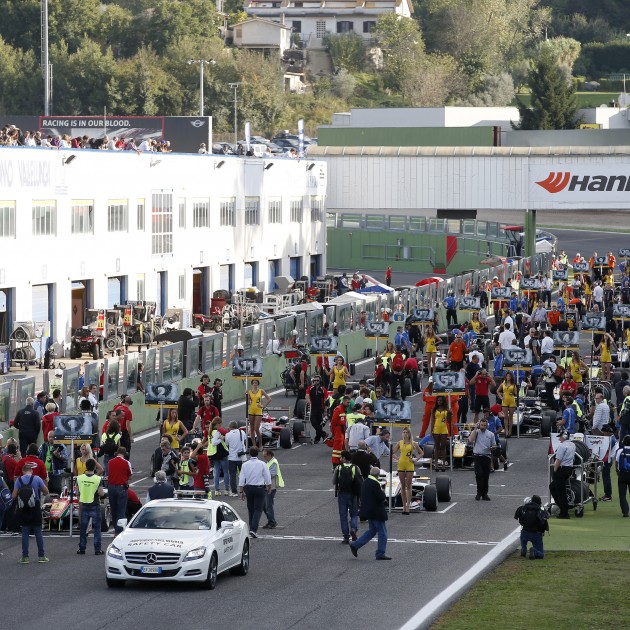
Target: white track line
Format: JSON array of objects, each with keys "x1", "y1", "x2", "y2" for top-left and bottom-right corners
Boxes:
[
  {"x1": 257, "y1": 534, "x2": 497, "y2": 545},
  {"x1": 398, "y1": 526, "x2": 521, "y2": 630}
]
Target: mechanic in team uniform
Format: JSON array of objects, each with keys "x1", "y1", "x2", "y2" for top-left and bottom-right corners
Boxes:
[
  {"x1": 306, "y1": 375, "x2": 329, "y2": 444},
  {"x1": 550, "y1": 430, "x2": 575, "y2": 519}
]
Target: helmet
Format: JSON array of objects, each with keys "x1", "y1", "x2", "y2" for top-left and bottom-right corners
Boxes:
[
  {"x1": 291, "y1": 329, "x2": 298, "y2": 336},
  {"x1": 277, "y1": 416, "x2": 289, "y2": 425},
  {"x1": 234, "y1": 344, "x2": 243, "y2": 351}
]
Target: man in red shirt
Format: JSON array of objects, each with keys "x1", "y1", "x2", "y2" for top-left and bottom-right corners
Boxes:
[
  {"x1": 14, "y1": 443, "x2": 48, "y2": 482},
  {"x1": 41, "y1": 403, "x2": 59, "y2": 441},
  {"x1": 107, "y1": 447, "x2": 133, "y2": 533},
  {"x1": 2, "y1": 442, "x2": 20, "y2": 487},
  {"x1": 404, "y1": 356, "x2": 420, "y2": 393},
  {"x1": 559, "y1": 373, "x2": 578, "y2": 400},
  {"x1": 194, "y1": 397, "x2": 219, "y2": 437},
  {"x1": 113, "y1": 396, "x2": 133, "y2": 458},
  {"x1": 470, "y1": 368, "x2": 495, "y2": 423},
  {"x1": 126, "y1": 487, "x2": 142, "y2": 520},
  {"x1": 191, "y1": 439, "x2": 211, "y2": 496}
]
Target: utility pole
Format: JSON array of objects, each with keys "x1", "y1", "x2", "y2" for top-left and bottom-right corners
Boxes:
[
  {"x1": 188, "y1": 59, "x2": 216, "y2": 117},
  {"x1": 41, "y1": 0, "x2": 52, "y2": 115},
  {"x1": 228, "y1": 82, "x2": 244, "y2": 146}
]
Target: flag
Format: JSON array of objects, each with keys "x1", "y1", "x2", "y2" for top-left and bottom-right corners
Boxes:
[{"x1": 298, "y1": 119, "x2": 304, "y2": 157}]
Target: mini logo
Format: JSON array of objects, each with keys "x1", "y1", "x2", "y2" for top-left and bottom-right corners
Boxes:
[
  {"x1": 536, "y1": 171, "x2": 570, "y2": 193},
  {"x1": 190, "y1": 119, "x2": 206, "y2": 128},
  {"x1": 146, "y1": 553, "x2": 158, "y2": 564}
]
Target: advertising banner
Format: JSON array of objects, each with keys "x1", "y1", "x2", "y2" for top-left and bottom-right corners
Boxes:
[{"x1": 530, "y1": 164, "x2": 630, "y2": 203}]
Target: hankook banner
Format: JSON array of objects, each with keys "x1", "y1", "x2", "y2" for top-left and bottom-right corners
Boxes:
[{"x1": 529, "y1": 164, "x2": 630, "y2": 203}]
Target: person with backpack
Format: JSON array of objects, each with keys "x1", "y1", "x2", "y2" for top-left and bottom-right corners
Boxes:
[
  {"x1": 616, "y1": 435, "x2": 630, "y2": 518},
  {"x1": 390, "y1": 347, "x2": 407, "y2": 400},
  {"x1": 333, "y1": 451, "x2": 363, "y2": 544},
  {"x1": 514, "y1": 494, "x2": 549, "y2": 559},
  {"x1": 38, "y1": 431, "x2": 67, "y2": 495},
  {"x1": 76, "y1": 458, "x2": 104, "y2": 555},
  {"x1": 12, "y1": 463, "x2": 49, "y2": 563},
  {"x1": 101, "y1": 419, "x2": 121, "y2": 475}
]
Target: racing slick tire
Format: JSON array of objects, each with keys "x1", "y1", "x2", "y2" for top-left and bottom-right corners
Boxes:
[
  {"x1": 435, "y1": 476, "x2": 451, "y2": 502},
  {"x1": 573, "y1": 441, "x2": 590, "y2": 466},
  {"x1": 279, "y1": 427, "x2": 292, "y2": 449},
  {"x1": 91, "y1": 344, "x2": 100, "y2": 360},
  {"x1": 540, "y1": 415, "x2": 552, "y2": 438},
  {"x1": 423, "y1": 485, "x2": 438, "y2": 512},
  {"x1": 230, "y1": 540, "x2": 250, "y2": 576},
  {"x1": 295, "y1": 399, "x2": 307, "y2": 419},
  {"x1": 422, "y1": 444, "x2": 434, "y2": 461},
  {"x1": 402, "y1": 378, "x2": 412, "y2": 399},
  {"x1": 237, "y1": 419, "x2": 247, "y2": 429},
  {"x1": 292, "y1": 421, "x2": 305, "y2": 441}
]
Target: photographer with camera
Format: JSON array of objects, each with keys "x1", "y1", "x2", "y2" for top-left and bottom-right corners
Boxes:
[{"x1": 468, "y1": 418, "x2": 496, "y2": 501}]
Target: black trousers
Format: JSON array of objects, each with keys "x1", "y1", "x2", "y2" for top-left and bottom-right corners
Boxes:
[
  {"x1": 545, "y1": 381, "x2": 557, "y2": 411},
  {"x1": 550, "y1": 466, "x2": 573, "y2": 516},
  {"x1": 244, "y1": 485, "x2": 266, "y2": 533},
  {"x1": 458, "y1": 396, "x2": 469, "y2": 423},
  {"x1": 310, "y1": 408, "x2": 326, "y2": 440},
  {"x1": 446, "y1": 309, "x2": 458, "y2": 327},
  {"x1": 473, "y1": 455, "x2": 491, "y2": 497},
  {"x1": 618, "y1": 472, "x2": 630, "y2": 516},
  {"x1": 121, "y1": 430, "x2": 132, "y2": 459},
  {"x1": 390, "y1": 372, "x2": 406, "y2": 399}
]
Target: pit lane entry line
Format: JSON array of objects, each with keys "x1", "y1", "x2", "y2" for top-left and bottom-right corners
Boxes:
[
  {"x1": 257, "y1": 534, "x2": 496, "y2": 546},
  {"x1": 398, "y1": 526, "x2": 521, "y2": 630}
]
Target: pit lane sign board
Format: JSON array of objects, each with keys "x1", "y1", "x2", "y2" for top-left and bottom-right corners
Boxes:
[
  {"x1": 374, "y1": 399, "x2": 412, "y2": 424},
  {"x1": 232, "y1": 356, "x2": 264, "y2": 380},
  {"x1": 432, "y1": 372, "x2": 466, "y2": 395},
  {"x1": 502, "y1": 347, "x2": 533, "y2": 368},
  {"x1": 593, "y1": 256, "x2": 609, "y2": 267},
  {"x1": 309, "y1": 336, "x2": 339, "y2": 356},
  {"x1": 552, "y1": 331, "x2": 580, "y2": 351},
  {"x1": 458, "y1": 296, "x2": 480, "y2": 311},
  {"x1": 613, "y1": 304, "x2": 630, "y2": 321},
  {"x1": 409, "y1": 308, "x2": 434, "y2": 325},
  {"x1": 552, "y1": 269, "x2": 568, "y2": 281},
  {"x1": 573, "y1": 262, "x2": 589, "y2": 273},
  {"x1": 364, "y1": 321, "x2": 390, "y2": 339},
  {"x1": 619, "y1": 249, "x2": 630, "y2": 257},
  {"x1": 490, "y1": 287, "x2": 511, "y2": 301},
  {"x1": 53, "y1": 415, "x2": 93, "y2": 444},
  {"x1": 145, "y1": 383, "x2": 179, "y2": 408},
  {"x1": 581, "y1": 313, "x2": 606, "y2": 331},
  {"x1": 520, "y1": 277, "x2": 540, "y2": 290}
]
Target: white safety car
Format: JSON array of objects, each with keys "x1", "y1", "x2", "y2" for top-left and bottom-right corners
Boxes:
[{"x1": 105, "y1": 497, "x2": 250, "y2": 589}]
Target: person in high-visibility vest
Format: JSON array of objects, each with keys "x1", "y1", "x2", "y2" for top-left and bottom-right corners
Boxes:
[
  {"x1": 177, "y1": 446, "x2": 197, "y2": 489},
  {"x1": 76, "y1": 458, "x2": 104, "y2": 555},
  {"x1": 262, "y1": 449, "x2": 284, "y2": 529}
]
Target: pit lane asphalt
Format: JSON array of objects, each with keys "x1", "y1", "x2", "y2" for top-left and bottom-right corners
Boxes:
[{"x1": 0, "y1": 357, "x2": 551, "y2": 630}]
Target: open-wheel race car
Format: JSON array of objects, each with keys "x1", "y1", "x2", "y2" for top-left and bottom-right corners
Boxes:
[
  {"x1": 377, "y1": 469, "x2": 452, "y2": 512},
  {"x1": 42, "y1": 486, "x2": 111, "y2": 532},
  {"x1": 239, "y1": 410, "x2": 307, "y2": 449},
  {"x1": 450, "y1": 430, "x2": 508, "y2": 469}
]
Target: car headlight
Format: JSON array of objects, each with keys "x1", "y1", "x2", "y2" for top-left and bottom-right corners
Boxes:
[
  {"x1": 107, "y1": 544, "x2": 123, "y2": 560},
  {"x1": 183, "y1": 546, "x2": 207, "y2": 562}
]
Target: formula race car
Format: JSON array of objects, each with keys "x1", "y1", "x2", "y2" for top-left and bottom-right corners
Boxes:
[
  {"x1": 239, "y1": 411, "x2": 306, "y2": 449},
  {"x1": 377, "y1": 469, "x2": 451, "y2": 512},
  {"x1": 451, "y1": 431, "x2": 508, "y2": 469},
  {"x1": 42, "y1": 486, "x2": 111, "y2": 532}
]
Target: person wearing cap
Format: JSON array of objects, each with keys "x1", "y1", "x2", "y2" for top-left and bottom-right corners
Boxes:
[
  {"x1": 147, "y1": 470, "x2": 175, "y2": 501},
  {"x1": 306, "y1": 375, "x2": 329, "y2": 444},
  {"x1": 550, "y1": 430, "x2": 575, "y2": 518},
  {"x1": 113, "y1": 395, "x2": 134, "y2": 459},
  {"x1": 350, "y1": 465, "x2": 390, "y2": 560}
]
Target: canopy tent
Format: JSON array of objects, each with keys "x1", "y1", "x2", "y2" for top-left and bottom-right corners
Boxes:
[{"x1": 278, "y1": 302, "x2": 324, "y2": 314}]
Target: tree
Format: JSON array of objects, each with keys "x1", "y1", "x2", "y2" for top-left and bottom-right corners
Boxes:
[
  {"x1": 0, "y1": 37, "x2": 40, "y2": 115},
  {"x1": 324, "y1": 33, "x2": 365, "y2": 72},
  {"x1": 401, "y1": 53, "x2": 463, "y2": 106},
  {"x1": 331, "y1": 69, "x2": 357, "y2": 99},
  {"x1": 513, "y1": 52, "x2": 580, "y2": 130},
  {"x1": 461, "y1": 72, "x2": 515, "y2": 106},
  {"x1": 537, "y1": 37, "x2": 581, "y2": 72},
  {"x1": 373, "y1": 14, "x2": 425, "y2": 91}
]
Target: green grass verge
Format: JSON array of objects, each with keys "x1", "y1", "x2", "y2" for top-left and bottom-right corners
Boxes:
[
  {"x1": 513, "y1": 92, "x2": 619, "y2": 109},
  {"x1": 432, "y1": 551, "x2": 628, "y2": 629}
]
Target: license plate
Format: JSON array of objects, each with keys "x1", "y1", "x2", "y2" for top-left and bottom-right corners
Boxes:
[{"x1": 141, "y1": 566, "x2": 162, "y2": 574}]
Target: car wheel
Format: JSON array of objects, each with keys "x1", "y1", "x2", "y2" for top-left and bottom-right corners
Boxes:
[
  {"x1": 402, "y1": 378, "x2": 412, "y2": 398},
  {"x1": 214, "y1": 323, "x2": 223, "y2": 333},
  {"x1": 106, "y1": 577, "x2": 125, "y2": 588},
  {"x1": 202, "y1": 553, "x2": 218, "y2": 590},
  {"x1": 292, "y1": 421, "x2": 304, "y2": 441},
  {"x1": 100, "y1": 503, "x2": 111, "y2": 532},
  {"x1": 435, "y1": 476, "x2": 451, "y2": 502},
  {"x1": 70, "y1": 344, "x2": 79, "y2": 360},
  {"x1": 230, "y1": 540, "x2": 250, "y2": 576},
  {"x1": 499, "y1": 437, "x2": 508, "y2": 459},
  {"x1": 279, "y1": 427, "x2": 292, "y2": 449},
  {"x1": 423, "y1": 485, "x2": 438, "y2": 512},
  {"x1": 92, "y1": 345, "x2": 99, "y2": 360},
  {"x1": 540, "y1": 415, "x2": 552, "y2": 438},
  {"x1": 295, "y1": 399, "x2": 307, "y2": 419},
  {"x1": 105, "y1": 336, "x2": 117, "y2": 351},
  {"x1": 422, "y1": 443, "x2": 434, "y2": 461},
  {"x1": 237, "y1": 419, "x2": 247, "y2": 429}
]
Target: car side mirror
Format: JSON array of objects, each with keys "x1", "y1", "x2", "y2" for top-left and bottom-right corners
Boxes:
[
  {"x1": 220, "y1": 521, "x2": 234, "y2": 530},
  {"x1": 117, "y1": 518, "x2": 128, "y2": 529}
]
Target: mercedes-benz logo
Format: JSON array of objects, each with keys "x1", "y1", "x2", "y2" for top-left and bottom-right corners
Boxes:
[
  {"x1": 190, "y1": 119, "x2": 206, "y2": 127},
  {"x1": 146, "y1": 553, "x2": 157, "y2": 564}
]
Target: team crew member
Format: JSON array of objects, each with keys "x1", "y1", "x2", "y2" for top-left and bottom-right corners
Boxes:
[
  {"x1": 239, "y1": 447, "x2": 272, "y2": 538},
  {"x1": 193, "y1": 396, "x2": 219, "y2": 437},
  {"x1": 38, "y1": 431, "x2": 67, "y2": 495},
  {"x1": 550, "y1": 430, "x2": 576, "y2": 519},
  {"x1": 113, "y1": 396, "x2": 133, "y2": 459},
  {"x1": 107, "y1": 447, "x2": 133, "y2": 534},
  {"x1": 76, "y1": 458, "x2": 104, "y2": 555},
  {"x1": 262, "y1": 449, "x2": 284, "y2": 529},
  {"x1": 306, "y1": 376, "x2": 329, "y2": 444},
  {"x1": 468, "y1": 418, "x2": 495, "y2": 501},
  {"x1": 333, "y1": 451, "x2": 362, "y2": 544},
  {"x1": 246, "y1": 380, "x2": 272, "y2": 450},
  {"x1": 12, "y1": 464, "x2": 49, "y2": 564},
  {"x1": 330, "y1": 396, "x2": 351, "y2": 468},
  {"x1": 198, "y1": 374, "x2": 212, "y2": 403},
  {"x1": 470, "y1": 368, "x2": 495, "y2": 423},
  {"x1": 161, "y1": 408, "x2": 188, "y2": 450},
  {"x1": 100, "y1": 419, "x2": 121, "y2": 475}
]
